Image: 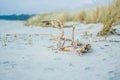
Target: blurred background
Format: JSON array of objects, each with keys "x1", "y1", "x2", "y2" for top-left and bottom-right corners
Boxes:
[{"x1": 0, "y1": 0, "x2": 112, "y2": 15}]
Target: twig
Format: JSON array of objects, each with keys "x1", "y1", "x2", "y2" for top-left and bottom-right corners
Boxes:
[{"x1": 72, "y1": 25, "x2": 75, "y2": 43}]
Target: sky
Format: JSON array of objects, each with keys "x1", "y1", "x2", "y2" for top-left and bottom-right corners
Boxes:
[{"x1": 0, "y1": 0, "x2": 112, "y2": 15}]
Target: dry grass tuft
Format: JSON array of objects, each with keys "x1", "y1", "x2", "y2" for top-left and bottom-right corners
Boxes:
[{"x1": 98, "y1": 0, "x2": 120, "y2": 36}]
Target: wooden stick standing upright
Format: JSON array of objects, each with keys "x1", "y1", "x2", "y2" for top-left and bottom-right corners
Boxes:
[
  {"x1": 72, "y1": 25, "x2": 75, "y2": 44},
  {"x1": 54, "y1": 19, "x2": 64, "y2": 49}
]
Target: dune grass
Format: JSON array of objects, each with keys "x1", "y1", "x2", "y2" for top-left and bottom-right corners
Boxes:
[
  {"x1": 24, "y1": 11, "x2": 73, "y2": 26},
  {"x1": 98, "y1": 0, "x2": 120, "y2": 36},
  {"x1": 25, "y1": 0, "x2": 120, "y2": 35}
]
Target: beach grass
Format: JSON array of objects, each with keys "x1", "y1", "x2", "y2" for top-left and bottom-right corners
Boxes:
[{"x1": 25, "y1": 0, "x2": 120, "y2": 35}]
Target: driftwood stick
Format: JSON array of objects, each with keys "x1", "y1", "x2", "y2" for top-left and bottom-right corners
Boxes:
[
  {"x1": 72, "y1": 25, "x2": 75, "y2": 43},
  {"x1": 49, "y1": 19, "x2": 64, "y2": 49},
  {"x1": 57, "y1": 36, "x2": 61, "y2": 49},
  {"x1": 57, "y1": 20, "x2": 64, "y2": 49}
]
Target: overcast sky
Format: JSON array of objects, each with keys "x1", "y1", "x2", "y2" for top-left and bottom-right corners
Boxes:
[{"x1": 0, "y1": 0, "x2": 112, "y2": 15}]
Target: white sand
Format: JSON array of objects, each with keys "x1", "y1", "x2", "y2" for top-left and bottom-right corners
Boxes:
[{"x1": 0, "y1": 20, "x2": 120, "y2": 80}]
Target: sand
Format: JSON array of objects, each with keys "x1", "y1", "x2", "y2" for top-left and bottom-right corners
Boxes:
[{"x1": 0, "y1": 20, "x2": 120, "y2": 80}]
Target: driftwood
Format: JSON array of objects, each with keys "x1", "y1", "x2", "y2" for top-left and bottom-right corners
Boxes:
[
  {"x1": 50, "y1": 25, "x2": 75, "y2": 42},
  {"x1": 76, "y1": 33, "x2": 92, "y2": 55},
  {"x1": 47, "y1": 19, "x2": 92, "y2": 55},
  {"x1": 72, "y1": 25, "x2": 75, "y2": 43},
  {"x1": 76, "y1": 44, "x2": 91, "y2": 55}
]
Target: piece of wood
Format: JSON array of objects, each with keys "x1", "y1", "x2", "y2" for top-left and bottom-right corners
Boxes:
[
  {"x1": 49, "y1": 19, "x2": 64, "y2": 49},
  {"x1": 45, "y1": 19, "x2": 92, "y2": 55},
  {"x1": 76, "y1": 44, "x2": 91, "y2": 55},
  {"x1": 59, "y1": 46, "x2": 73, "y2": 51},
  {"x1": 72, "y1": 25, "x2": 75, "y2": 43}
]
